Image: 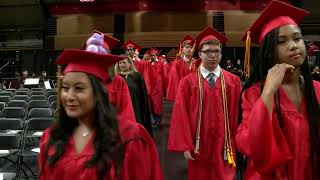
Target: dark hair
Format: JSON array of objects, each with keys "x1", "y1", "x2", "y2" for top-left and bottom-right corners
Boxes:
[
  {"x1": 199, "y1": 39, "x2": 222, "y2": 51},
  {"x1": 43, "y1": 74, "x2": 125, "y2": 180},
  {"x1": 237, "y1": 27, "x2": 320, "y2": 179}
]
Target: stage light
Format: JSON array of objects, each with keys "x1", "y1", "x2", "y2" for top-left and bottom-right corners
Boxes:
[{"x1": 80, "y1": 0, "x2": 95, "y2": 2}]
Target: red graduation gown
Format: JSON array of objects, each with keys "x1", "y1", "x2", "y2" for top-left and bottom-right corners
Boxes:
[
  {"x1": 236, "y1": 81, "x2": 320, "y2": 180},
  {"x1": 105, "y1": 74, "x2": 136, "y2": 122},
  {"x1": 141, "y1": 61, "x2": 167, "y2": 115},
  {"x1": 166, "y1": 57, "x2": 198, "y2": 102},
  {"x1": 132, "y1": 57, "x2": 143, "y2": 74},
  {"x1": 167, "y1": 70, "x2": 241, "y2": 180},
  {"x1": 39, "y1": 120, "x2": 163, "y2": 180}
]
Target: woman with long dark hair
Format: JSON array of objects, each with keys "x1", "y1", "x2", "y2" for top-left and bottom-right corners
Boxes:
[
  {"x1": 38, "y1": 43, "x2": 163, "y2": 180},
  {"x1": 236, "y1": 1, "x2": 319, "y2": 179}
]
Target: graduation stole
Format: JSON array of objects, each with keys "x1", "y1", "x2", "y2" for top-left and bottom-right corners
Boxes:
[{"x1": 195, "y1": 69, "x2": 236, "y2": 167}]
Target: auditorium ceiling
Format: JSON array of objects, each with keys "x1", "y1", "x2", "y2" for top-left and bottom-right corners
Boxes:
[{"x1": 0, "y1": 0, "x2": 318, "y2": 39}]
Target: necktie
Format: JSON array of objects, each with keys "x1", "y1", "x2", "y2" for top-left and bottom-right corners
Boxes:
[{"x1": 207, "y1": 73, "x2": 215, "y2": 87}]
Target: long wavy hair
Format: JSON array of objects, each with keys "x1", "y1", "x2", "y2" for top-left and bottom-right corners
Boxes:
[
  {"x1": 42, "y1": 74, "x2": 125, "y2": 180},
  {"x1": 237, "y1": 27, "x2": 320, "y2": 179}
]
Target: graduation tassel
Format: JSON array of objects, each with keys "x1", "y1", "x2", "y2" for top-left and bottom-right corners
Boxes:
[
  {"x1": 177, "y1": 43, "x2": 182, "y2": 57},
  {"x1": 227, "y1": 146, "x2": 233, "y2": 165},
  {"x1": 229, "y1": 148, "x2": 236, "y2": 167},
  {"x1": 244, "y1": 31, "x2": 251, "y2": 78},
  {"x1": 55, "y1": 65, "x2": 62, "y2": 119},
  {"x1": 189, "y1": 40, "x2": 196, "y2": 70}
]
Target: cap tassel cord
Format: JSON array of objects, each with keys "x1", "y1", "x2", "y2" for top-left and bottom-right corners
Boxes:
[
  {"x1": 55, "y1": 65, "x2": 62, "y2": 119},
  {"x1": 194, "y1": 68, "x2": 203, "y2": 155},
  {"x1": 188, "y1": 40, "x2": 196, "y2": 70},
  {"x1": 244, "y1": 31, "x2": 251, "y2": 78},
  {"x1": 221, "y1": 73, "x2": 236, "y2": 168}
]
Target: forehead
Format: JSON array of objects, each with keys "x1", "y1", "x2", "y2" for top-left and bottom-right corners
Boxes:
[
  {"x1": 201, "y1": 44, "x2": 221, "y2": 50},
  {"x1": 63, "y1": 72, "x2": 90, "y2": 83},
  {"x1": 278, "y1": 24, "x2": 301, "y2": 36},
  {"x1": 119, "y1": 58, "x2": 129, "y2": 63},
  {"x1": 127, "y1": 45, "x2": 135, "y2": 49}
]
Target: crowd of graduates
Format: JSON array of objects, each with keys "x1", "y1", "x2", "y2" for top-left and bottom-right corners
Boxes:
[{"x1": 29, "y1": 0, "x2": 320, "y2": 180}]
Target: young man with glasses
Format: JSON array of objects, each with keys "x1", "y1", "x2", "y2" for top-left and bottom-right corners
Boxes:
[{"x1": 168, "y1": 26, "x2": 241, "y2": 180}]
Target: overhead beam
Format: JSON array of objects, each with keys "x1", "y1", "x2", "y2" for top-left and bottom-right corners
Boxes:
[{"x1": 0, "y1": 0, "x2": 38, "y2": 7}]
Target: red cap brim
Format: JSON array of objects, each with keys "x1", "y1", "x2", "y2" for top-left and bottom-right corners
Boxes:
[
  {"x1": 56, "y1": 49, "x2": 122, "y2": 82},
  {"x1": 194, "y1": 26, "x2": 227, "y2": 49},
  {"x1": 241, "y1": 0, "x2": 309, "y2": 44}
]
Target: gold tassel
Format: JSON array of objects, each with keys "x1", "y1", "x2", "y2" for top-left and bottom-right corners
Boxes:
[
  {"x1": 227, "y1": 147, "x2": 233, "y2": 165},
  {"x1": 188, "y1": 40, "x2": 197, "y2": 70},
  {"x1": 244, "y1": 31, "x2": 251, "y2": 78},
  {"x1": 191, "y1": 39, "x2": 196, "y2": 56},
  {"x1": 177, "y1": 43, "x2": 182, "y2": 57},
  {"x1": 55, "y1": 65, "x2": 62, "y2": 118},
  {"x1": 229, "y1": 150, "x2": 236, "y2": 167}
]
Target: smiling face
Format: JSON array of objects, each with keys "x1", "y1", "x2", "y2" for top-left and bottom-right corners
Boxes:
[
  {"x1": 118, "y1": 58, "x2": 131, "y2": 72},
  {"x1": 276, "y1": 24, "x2": 306, "y2": 67},
  {"x1": 61, "y1": 72, "x2": 96, "y2": 120}
]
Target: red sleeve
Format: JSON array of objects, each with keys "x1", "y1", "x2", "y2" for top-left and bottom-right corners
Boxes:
[
  {"x1": 167, "y1": 77, "x2": 194, "y2": 152},
  {"x1": 228, "y1": 74, "x2": 242, "y2": 151},
  {"x1": 106, "y1": 75, "x2": 136, "y2": 122},
  {"x1": 140, "y1": 62, "x2": 153, "y2": 96},
  {"x1": 162, "y1": 63, "x2": 169, "y2": 94},
  {"x1": 236, "y1": 87, "x2": 292, "y2": 174},
  {"x1": 121, "y1": 125, "x2": 163, "y2": 180},
  {"x1": 134, "y1": 61, "x2": 142, "y2": 74},
  {"x1": 166, "y1": 62, "x2": 180, "y2": 102},
  {"x1": 38, "y1": 128, "x2": 51, "y2": 180}
]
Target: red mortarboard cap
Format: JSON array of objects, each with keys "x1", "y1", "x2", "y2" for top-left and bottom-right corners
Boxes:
[
  {"x1": 194, "y1": 26, "x2": 227, "y2": 49},
  {"x1": 82, "y1": 30, "x2": 120, "y2": 51},
  {"x1": 144, "y1": 49, "x2": 150, "y2": 55},
  {"x1": 241, "y1": 0, "x2": 309, "y2": 44},
  {"x1": 122, "y1": 40, "x2": 142, "y2": 51},
  {"x1": 181, "y1": 34, "x2": 194, "y2": 46},
  {"x1": 149, "y1": 48, "x2": 160, "y2": 55},
  {"x1": 56, "y1": 49, "x2": 122, "y2": 82}
]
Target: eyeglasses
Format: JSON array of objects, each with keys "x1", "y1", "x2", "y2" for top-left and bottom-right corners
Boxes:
[
  {"x1": 127, "y1": 48, "x2": 135, "y2": 52},
  {"x1": 200, "y1": 49, "x2": 222, "y2": 56}
]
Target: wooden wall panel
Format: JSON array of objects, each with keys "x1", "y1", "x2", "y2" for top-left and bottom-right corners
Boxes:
[
  {"x1": 55, "y1": 33, "x2": 113, "y2": 49},
  {"x1": 56, "y1": 14, "x2": 114, "y2": 35},
  {"x1": 224, "y1": 10, "x2": 260, "y2": 46},
  {"x1": 125, "y1": 31, "x2": 200, "y2": 47},
  {"x1": 125, "y1": 12, "x2": 209, "y2": 32},
  {"x1": 54, "y1": 11, "x2": 262, "y2": 49}
]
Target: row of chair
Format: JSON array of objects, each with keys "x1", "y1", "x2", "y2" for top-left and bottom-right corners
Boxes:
[
  {"x1": 0, "y1": 115, "x2": 53, "y2": 179},
  {"x1": 0, "y1": 88, "x2": 55, "y2": 178},
  {"x1": 1, "y1": 87, "x2": 54, "y2": 93},
  {"x1": 0, "y1": 107, "x2": 53, "y2": 119},
  {"x1": 0, "y1": 90, "x2": 56, "y2": 98},
  {"x1": 1, "y1": 91, "x2": 56, "y2": 97},
  {"x1": 0, "y1": 100, "x2": 56, "y2": 113},
  {"x1": 0, "y1": 94, "x2": 57, "y2": 103}
]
